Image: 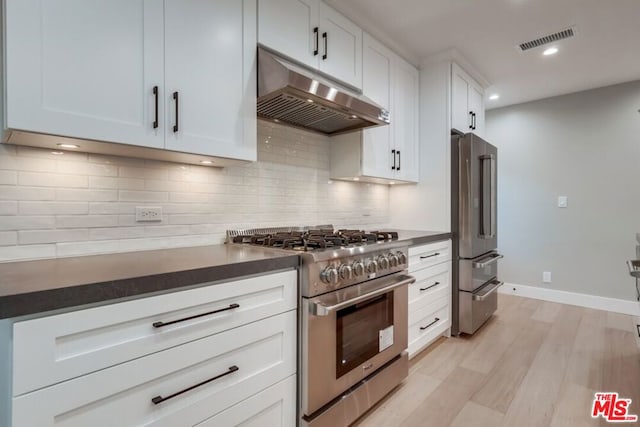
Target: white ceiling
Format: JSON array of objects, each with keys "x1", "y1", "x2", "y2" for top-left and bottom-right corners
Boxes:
[{"x1": 324, "y1": 0, "x2": 640, "y2": 109}]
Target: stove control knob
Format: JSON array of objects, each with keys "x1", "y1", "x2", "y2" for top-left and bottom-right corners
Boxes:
[
  {"x1": 366, "y1": 259, "x2": 378, "y2": 274},
  {"x1": 388, "y1": 253, "x2": 399, "y2": 267},
  {"x1": 377, "y1": 255, "x2": 389, "y2": 270},
  {"x1": 352, "y1": 261, "x2": 365, "y2": 277},
  {"x1": 396, "y1": 251, "x2": 407, "y2": 264},
  {"x1": 339, "y1": 264, "x2": 353, "y2": 280},
  {"x1": 320, "y1": 266, "x2": 339, "y2": 285}
]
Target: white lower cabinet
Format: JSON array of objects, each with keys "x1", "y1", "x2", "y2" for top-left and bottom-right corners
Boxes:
[
  {"x1": 196, "y1": 375, "x2": 296, "y2": 427},
  {"x1": 408, "y1": 239, "x2": 452, "y2": 358},
  {"x1": 12, "y1": 310, "x2": 296, "y2": 426},
  {"x1": 9, "y1": 269, "x2": 297, "y2": 427}
]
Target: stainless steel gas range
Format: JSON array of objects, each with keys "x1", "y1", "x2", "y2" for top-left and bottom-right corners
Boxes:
[{"x1": 228, "y1": 227, "x2": 415, "y2": 427}]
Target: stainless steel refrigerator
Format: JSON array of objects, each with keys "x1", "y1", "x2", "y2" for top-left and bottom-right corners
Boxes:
[{"x1": 451, "y1": 132, "x2": 503, "y2": 335}]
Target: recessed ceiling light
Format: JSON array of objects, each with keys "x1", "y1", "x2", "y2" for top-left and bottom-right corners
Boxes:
[
  {"x1": 489, "y1": 94, "x2": 500, "y2": 100},
  {"x1": 51, "y1": 151, "x2": 64, "y2": 155},
  {"x1": 353, "y1": 177, "x2": 359, "y2": 181},
  {"x1": 200, "y1": 160, "x2": 213, "y2": 165},
  {"x1": 543, "y1": 47, "x2": 558, "y2": 56},
  {"x1": 57, "y1": 143, "x2": 80, "y2": 149}
]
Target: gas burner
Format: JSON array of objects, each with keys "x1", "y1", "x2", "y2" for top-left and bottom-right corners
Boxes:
[{"x1": 229, "y1": 227, "x2": 400, "y2": 252}]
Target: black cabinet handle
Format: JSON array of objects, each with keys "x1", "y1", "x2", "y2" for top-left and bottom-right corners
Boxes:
[
  {"x1": 420, "y1": 318, "x2": 440, "y2": 331},
  {"x1": 419, "y1": 282, "x2": 440, "y2": 292},
  {"x1": 469, "y1": 111, "x2": 474, "y2": 129},
  {"x1": 152, "y1": 86, "x2": 159, "y2": 129},
  {"x1": 151, "y1": 365, "x2": 239, "y2": 405},
  {"x1": 391, "y1": 149, "x2": 396, "y2": 170},
  {"x1": 173, "y1": 91, "x2": 179, "y2": 133},
  {"x1": 420, "y1": 252, "x2": 440, "y2": 260},
  {"x1": 153, "y1": 303, "x2": 240, "y2": 328},
  {"x1": 472, "y1": 112, "x2": 477, "y2": 130},
  {"x1": 313, "y1": 27, "x2": 319, "y2": 56},
  {"x1": 397, "y1": 150, "x2": 401, "y2": 171},
  {"x1": 322, "y1": 32, "x2": 328, "y2": 60}
]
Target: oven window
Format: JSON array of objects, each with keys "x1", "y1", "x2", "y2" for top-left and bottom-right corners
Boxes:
[{"x1": 336, "y1": 292, "x2": 393, "y2": 378}]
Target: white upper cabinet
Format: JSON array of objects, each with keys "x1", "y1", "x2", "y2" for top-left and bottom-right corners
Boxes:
[
  {"x1": 330, "y1": 34, "x2": 418, "y2": 184},
  {"x1": 451, "y1": 63, "x2": 485, "y2": 137},
  {"x1": 317, "y1": 2, "x2": 362, "y2": 90},
  {"x1": 257, "y1": 0, "x2": 319, "y2": 70},
  {"x1": 3, "y1": 0, "x2": 257, "y2": 164},
  {"x1": 5, "y1": 0, "x2": 165, "y2": 149},
  {"x1": 164, "y1": 0, "x2": 257, "y2": 160},
  {"x1": 392, "y1": 56, "x2": 419, "y2": 183},
  {"x1": 361, "y1": 34, "x2": 393, "y2": 180},
  {"x1": 258, "y1": 0, "x2": 362, "y2": 90}
]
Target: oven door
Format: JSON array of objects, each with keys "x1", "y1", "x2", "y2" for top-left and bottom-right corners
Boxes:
[{"x1": 301, "y1": 273, "x2": 413, "y2": 416}]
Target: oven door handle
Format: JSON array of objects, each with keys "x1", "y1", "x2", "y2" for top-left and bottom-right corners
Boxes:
[{"x1": 309, "y1": 274, "x2": 415, "y2": 316}]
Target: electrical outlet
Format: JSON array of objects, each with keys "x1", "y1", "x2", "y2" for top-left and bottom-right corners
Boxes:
[
  {"x1": 557, "y1": 196, "x2": 568, "y2": 208},
  {"x1": 136, "y1": 206, "x2": 162, "y2": 222},
  {"x1": 543, "y1": 271, "x2": 552, "y2": 283}
]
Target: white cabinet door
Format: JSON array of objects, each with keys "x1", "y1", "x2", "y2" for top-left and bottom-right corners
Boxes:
[
  {"x1": 5, "y1": 0, "x2": 164, "y2": 149},
  {"x1": 451, "y1": 64, "x2": 471, "y2": 134},
  {"x1": 164, "y1": 0, "x2": 257, "y2": 161},
  {"x1": 258, "y1": 0, "x2": 319, "y2": 70},
  {"x1": 393, "y1": 57, "x2": 419, "y2": 183},
  {"x1": 361, "y1": 34, "x2": 393, "y2": 179},
  {"x1": 318, "y1": 2, "x2": 362, "y2": 90}
]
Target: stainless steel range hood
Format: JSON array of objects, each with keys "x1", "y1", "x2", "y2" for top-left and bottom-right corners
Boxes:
[{"x1": 257, "y1": 48, "x2": 390, "y2": 135}]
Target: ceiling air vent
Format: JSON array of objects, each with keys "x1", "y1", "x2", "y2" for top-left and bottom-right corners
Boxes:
[{"x1": 518, "y1": 27, "x2": 575, "y2": 51}]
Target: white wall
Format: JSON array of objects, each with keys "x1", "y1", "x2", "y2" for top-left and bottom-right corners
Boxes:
[
  {"x1": 0, "y1": 121, "x2": 389, "y2": 261},
  {"x1": 486, "y1": 80, "x2": 640, "y2": 301}
]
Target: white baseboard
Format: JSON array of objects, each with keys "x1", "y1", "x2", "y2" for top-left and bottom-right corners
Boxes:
[{"x1": 499, "y1": 283, "x2": 640, "y2": 316}]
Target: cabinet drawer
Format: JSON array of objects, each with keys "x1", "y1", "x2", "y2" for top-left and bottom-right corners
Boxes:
[
  {"x1": 409, "y1": 240, "x2": 451, "y2": 272},
  {"x1": 13, "y1": 269, "x2": 296, "y2": 396},
  {"x1": 408, "y1": 262, "x2": 451, "y2": 312},
  {"x1": 196, "y1": 375, "x2": 296, "y2": 427},
  {"x1": 12, "y1": 310, "x2": 296, "y2": 427},
  {"x1": 408, "y1": 296, "x2": 450, "y2": 358}
]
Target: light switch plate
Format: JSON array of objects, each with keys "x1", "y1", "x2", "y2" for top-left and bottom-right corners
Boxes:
[
  {"x1": 558, "y1": 196, "x2": 568, "y2": 208},
  {"x1": 543, "y1": 271, "x2": 552, "y2": 283}
]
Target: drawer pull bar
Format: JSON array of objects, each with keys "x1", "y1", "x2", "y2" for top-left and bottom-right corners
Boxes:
[
  {"x1": 151, "y1": 365, "x2": 239, "y2": 405},
  {"x1": 153, "y1": 303, "x2": 240, "y2": 328},
  {"x1": 420, "y1": 252, "x2": 440, "y2": 260},
  {"x1": 419, "y1": 282, "x2": 440, "y2": 292},
  {"x1": 420, "y1": 318, "x2": 440, "y2": 331}
]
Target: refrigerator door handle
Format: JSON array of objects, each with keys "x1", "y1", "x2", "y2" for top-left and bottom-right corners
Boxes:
[
  {"x1": 472, "y1": 280, "x2": 503, "y2": 301},
  {"x1": 480, "y1": 154, "x2": 496, "y2": 238},
  {"x1": 472, "y1": 253, "x2": 503, "y2": 268}
]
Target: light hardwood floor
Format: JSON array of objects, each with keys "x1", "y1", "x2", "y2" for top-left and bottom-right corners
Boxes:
[{"x1": 355, "y1": 294, "x2": 640, "y2": 427}]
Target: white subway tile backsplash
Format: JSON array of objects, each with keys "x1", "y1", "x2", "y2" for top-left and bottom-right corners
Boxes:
[
  {"x1": 0, "y1": 121, "x2": 389, "y2": 261},
  {"x1": 0, "y1": 201, "x2": 18, "y2": 215},
  {"x1": 56, "y1": 188, "x2": 118, "y2": 202},
  {"x1": 0, "y1": 186, "x2": 56, "y2": 201},
  {"x1": 0, "y1": 216, "x2": 56, "y2": 231},
  {"x1": 0, "y1": 231, "x2": 18, "y2": 246},
  {"x1": 19, "y1": 201, "x2": 89, "y2": 215},
  {"x1": 56, "y1": 215, "x2": 119, "y2": 229},
  {"x1": 18, "y1": 229, "x2": 89, "y2": 244},
  {"x1": 0, "y1": 244, "x2": 56, "y2": 261},
  {"x1": 118, "y1": 190, "x2": 169, "y2": 202}
]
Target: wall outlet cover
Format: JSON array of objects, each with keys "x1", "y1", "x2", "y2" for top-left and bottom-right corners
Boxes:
[
  {"x1": 557, "y1": 196, "x2": 568, "y2": 208},
  {"x1": 135, "y1": 206, "x2": 162, "y2": 222},
  {"x1": 543, "y1": 271, "x2": 552, "y2": 283}
]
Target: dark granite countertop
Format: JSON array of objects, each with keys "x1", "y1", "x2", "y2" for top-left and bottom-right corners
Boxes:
[
  {"x1": 392, "y1": 230, "x2": 453, "y2": 246},
  {"x1": 0, "y1": 245, "x2": 299, "y2": 319}
]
